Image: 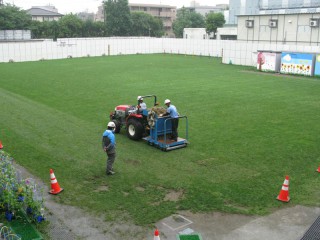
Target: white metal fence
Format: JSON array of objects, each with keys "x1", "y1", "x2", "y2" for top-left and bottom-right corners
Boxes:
[{"x1": 1, "y1": 38, "x2": 319, "y2": 67}]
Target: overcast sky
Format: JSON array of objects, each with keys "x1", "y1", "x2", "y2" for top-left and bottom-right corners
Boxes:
[{"x1": 7, "y1": 0, "x2": 229, "y2": 14}]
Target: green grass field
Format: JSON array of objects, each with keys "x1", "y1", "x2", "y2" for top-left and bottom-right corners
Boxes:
[{"x1": 0, "y1": 54, "x2": 320, "y2": 225}]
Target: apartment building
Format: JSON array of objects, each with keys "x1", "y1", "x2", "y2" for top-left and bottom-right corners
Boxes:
[
  {"x1": 129, "y1": 3, "x2": 176, "y2": 37},
  {"x1": 95, "y1": 3, "x2": 177, "y2": 37}
]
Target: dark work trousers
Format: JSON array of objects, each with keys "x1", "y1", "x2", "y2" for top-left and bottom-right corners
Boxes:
[
  {"x1": 171, "y1": 118, "x2": 179, "y2": 140},
  {"x1": 106, "y1": 151, "x2": 116, "y2": 173}
]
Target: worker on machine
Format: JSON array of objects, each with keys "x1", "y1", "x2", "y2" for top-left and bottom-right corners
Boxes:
[
  {"x1": 137, "y1": 96, "x2": 147, "y2": 112},
  {"x1": 162, "y1": 99, "x2": 179, "y2": 141}
]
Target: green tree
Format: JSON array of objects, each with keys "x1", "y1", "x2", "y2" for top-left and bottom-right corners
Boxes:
[
  {"x1": 30, "y1": 20, "x2": 54, "y2": 39},
  {"x1": 172, "y1": 7, "x2": 205, "y2": 38},
  {"x1": 149, "y1": 17, "x2": 164, "y2": 37},
  {"x1": 30, "y1": 20, "x2": 43, "y2": 38},
  {"x1": 82, "y1": 20, "x2": 107, "y2": 37},
  {"x1": 0, "y1": 4, "x2": 32, "y2": 30},
  {"x1": 104, "y1": 0, "x2": 132, "y2": 36},
  {"x1": 82, "y1": 19, "x2": 95, "y2": 37},
  {"x1": 131, "y1": 12, "x2": 164, "y2": 37},
  {"x1": 58, "y1": 14, "x2": 83, "y2": 38},
  {"x1": 92, "y1": 21, "x2": 107, "y2": 37},
  {"x1": 205, "y1": 12, "x2": 225, "y2": 39}
]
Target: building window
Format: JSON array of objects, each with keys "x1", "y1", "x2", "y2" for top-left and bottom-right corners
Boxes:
[{"x1": 298, "y1": 26, "x2": 311, "y2": 33}]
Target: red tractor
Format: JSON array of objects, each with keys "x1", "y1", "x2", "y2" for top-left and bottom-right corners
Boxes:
[{"x1": 109, "y1": 95, "x2": 157, "y2": 140}]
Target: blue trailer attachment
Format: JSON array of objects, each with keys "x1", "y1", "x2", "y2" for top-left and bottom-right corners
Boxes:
[{"x1": 143, "y1": 115, "x2": 189, "y2": 151}]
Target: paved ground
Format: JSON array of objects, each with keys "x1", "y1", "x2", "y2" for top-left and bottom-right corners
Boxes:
[{"x1": 156, "y1": 206, "x2": 320, "y2": 240}]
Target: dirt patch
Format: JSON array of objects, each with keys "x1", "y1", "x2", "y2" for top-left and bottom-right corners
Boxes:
[
  {"x1": 164, "y1": 189, "x2": 184, "y2": 202},
  {"x1": 150, "y1": 201, "x2": 161, "y2": 206},
  {"x1": 125, "y1": 159, "x2": 141, "y2": 166},
  {"x1": 136, "y1": 186, "x2": 145, "y2": 192},
  {"x1": 196, "y1": 158, "x2": 216, "y2": 167},
  {"x1": 122, "y1": 192, "x2": 129, "y2": 197},
  {"x1": 93, "y1": 185, "x2": 109, "y2": 192}
]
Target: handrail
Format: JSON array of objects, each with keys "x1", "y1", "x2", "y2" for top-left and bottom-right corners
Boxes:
[
  {"x1": 140, "y1": 95, "x2": 157, "y2": 106},
  {"x1": 163, "y1": 115, "x2": 188, "y2": 146}
]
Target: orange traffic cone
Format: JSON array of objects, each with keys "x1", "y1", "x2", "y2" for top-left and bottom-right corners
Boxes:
[
  {"x1": 277, "y1": 175, "x2": 290, "y2": 202},
  {"x1": 49, "y1": 169, "x2": 64, "y2": 195},
  {"x1": 0, "y1": 141, "x2": 3, "y2": 149},
  {"x1": 154, "y1": 229, "x2": 160, "y2": 240},
  {"x1": 317, "y1": 166, "x2": 320, "y2": 173}
]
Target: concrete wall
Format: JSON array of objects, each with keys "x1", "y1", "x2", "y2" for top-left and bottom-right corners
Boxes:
[
  {"x1": 0, "y1": 30, "x2": 31, "y2": 40},
  {"x1": 1, "y1": 38, "x2": 319, "y2": 69},
  {"x1": 183, "y1": 28, "x2": 210, "y2": 39}
]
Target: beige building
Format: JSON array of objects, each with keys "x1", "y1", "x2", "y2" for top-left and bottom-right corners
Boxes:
[
  {"x1": 27, "y1": 6, "x2": 64, "y2": 22},
  {"x1": 95, "y1": 3, "x2": 177, "y2": 37},
  {"x1": 129, "y1": 4, "x2": 176, "y2": 36},
  {"x1": 237, "y1": 13, "x2": 320, "y2": 45}
]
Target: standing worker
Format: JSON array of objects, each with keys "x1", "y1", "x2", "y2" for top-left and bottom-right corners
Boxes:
[
  {"x1": 163, "y1": 99, "x2": 179, "y2": 141},
  {"x1": 102, "y1": 122, "x2": 116, "y2": 175}
]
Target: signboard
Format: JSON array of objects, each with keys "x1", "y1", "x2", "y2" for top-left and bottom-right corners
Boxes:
[
  {"x1": 314, "y1": 54, "x2": 320, "y2": 76},
  {"x1": 257, "y1": 52, "x2": 281, "y2": 72},
  {"x1": 280, "y1": 52, "x2": 314, "y2": 76}
]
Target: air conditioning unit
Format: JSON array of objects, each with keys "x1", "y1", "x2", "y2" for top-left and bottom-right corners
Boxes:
[
  {"x1": 310, "y1": 19, "x2": 319, "y2": 27},
  {"x1": 246, "y1": 20, "x2": 254, "y2": 28},
  {"x1": 269, "y1": 20, "x2": 278, "y2": 28}
]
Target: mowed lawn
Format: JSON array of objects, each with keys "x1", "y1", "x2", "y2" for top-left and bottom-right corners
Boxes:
[{"x1": 0, "y1": 54, "x2": 319, "y2": 225}]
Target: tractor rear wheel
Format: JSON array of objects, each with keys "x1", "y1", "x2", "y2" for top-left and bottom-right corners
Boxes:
[{"x1": 126, "y1": 119, "x2": 143, "y2": 140}]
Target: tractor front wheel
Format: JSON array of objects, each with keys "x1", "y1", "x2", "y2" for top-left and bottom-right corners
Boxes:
[
  {"x1": 126, "y1": 119, "x2": 143, "y2": 140},
  {"x1": 112, "y1": 119, "x2": 121, "y2": 133}
]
